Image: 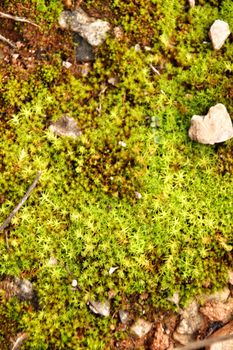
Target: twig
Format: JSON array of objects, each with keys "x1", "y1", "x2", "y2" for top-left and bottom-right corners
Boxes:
[
  {"x1": 0, "y1": 11, "x2": 40, "y2": 28},
  {"x1": 174, "y1": 333, "x2": 233, "y2": 350},
  {"x1": 0, "y1": 33, "x2": 16, "y2": 48},
  {"x1": 0, "y1": 172, "x2": 42, "y2": 231},
  {"x1": 11, "y1": 332, "x2": 28, "y2": 350}
]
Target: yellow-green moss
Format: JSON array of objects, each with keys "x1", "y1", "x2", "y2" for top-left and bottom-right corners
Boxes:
[{"x1": 0, "y1": 0, "x2": 233, "y2": 348}]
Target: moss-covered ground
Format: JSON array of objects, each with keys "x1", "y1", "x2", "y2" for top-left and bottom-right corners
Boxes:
[{"x1": 0, "y1": 0, "x2": 232, "y2": 348}]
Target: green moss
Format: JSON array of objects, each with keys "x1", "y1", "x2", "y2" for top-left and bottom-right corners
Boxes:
[{"x1": 0, "y1": 0, "x2": 233, "y2": 348}]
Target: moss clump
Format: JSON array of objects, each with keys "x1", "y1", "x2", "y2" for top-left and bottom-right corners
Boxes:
[{"x1": 0, "y1": 0, "x2": 233, "y2": 348}]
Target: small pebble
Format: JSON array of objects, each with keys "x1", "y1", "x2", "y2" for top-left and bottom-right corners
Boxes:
[
  {"x1": 72, "y1": 279, "x2": 78, "y2": 288},
  {"x1": 88, "y1": 300, "x2": 110, "y2": 317},
  {"x1": 134, "y1": 44, "x2": 141, "y2": 52},
  {"x1": 48, "y1": 256, "x2": 57, "y2": 266},
  {"x1": 131, "y1": 318, "x2": 152, "y2": 337},
  {"x1": 109, "y1": 267, "x2": 118, "y2": 275},
  {"x1": 119, "y1": 309, "x2": 129, "y2": 324},
  {"x1": 118, "y1": 141, "x2": 126, "y2": 147},
  {"x1": 135, "y1": 191, "x2": 142, "y2": 199},
  {"x1": 62, "y1": 61, "x2": 72, "y2": 69}
]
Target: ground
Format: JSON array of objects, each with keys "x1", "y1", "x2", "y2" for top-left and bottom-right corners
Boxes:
[{"x1": 0, "y1": 0, "x2": 232, "y2": 349}]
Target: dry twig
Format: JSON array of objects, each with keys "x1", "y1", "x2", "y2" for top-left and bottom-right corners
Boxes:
[
  {"x1": 0, "y1": 11, "x2": 40, "y2": 48},
  {"x1": 174, "y1": 333, "x2": 233, "y2": 350},
  {"x1": 0, "y1": 11, "x2": 40, "y2": 28},
  {"x1": 11, "y1": 332, "x2": 28, "y2": 350},
  {"x1": 0, "y1": 172, "x2": 42, "y2": 232}
]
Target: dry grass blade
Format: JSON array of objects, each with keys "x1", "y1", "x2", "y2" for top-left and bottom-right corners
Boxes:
[
  {"x1": 0, "y1": 172, "x2": 42, "y2": 231},
  {"x1": 0, "y1": 11, "x2": 40, "y2": 28}
]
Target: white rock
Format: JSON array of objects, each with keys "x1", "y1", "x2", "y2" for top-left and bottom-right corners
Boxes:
[
  {"x1": 62, "y1": 61, "x2": 72, "y2": 69},
  {"x1": 109, "y1": 267, "x2": 118, "y2": 275},
  {"x1": 189, "y1": 0, "x2": 195, "y2": 7},
  {"x1": 134, "y1": 44, "x2": 141, "y2": 52},
  {"x1": 118, "y1": 141, "x2": 126, "y2": 147},
  {"x1": 71, "y1": 279, "x2": 78, "y2": 287},
  {"x1": 48, "y1": 256, "x2": 57, "y2": 266},
  {"x1": 135, "y1": 191, "x2": 142, "y2": 199},
  {"x1": 88, "y1": 300, "x2": 110, "y2": 317},
  {"x1": 209, "y1": 20, "x2": 231, "y2": 50},
  {"x1": 59, "y1": 9, "x2": 110, "y2": 46},
  {"x1": 131, "y1": 318, "x2": 152, "y2": 337},
  {"x1": 119, "y1": 309, "x2": 129, "y2": 323},
  {"x1": 188, "y1": 104, "x2": 233, "y2": 145},
  {"x1": 108, "y1": 77, "x2": 119, "y2": 86}
]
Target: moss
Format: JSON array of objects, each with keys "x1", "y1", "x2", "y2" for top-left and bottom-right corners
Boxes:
[{"x1": 0, "y1": 0, "x2": 233, "y2": 348}]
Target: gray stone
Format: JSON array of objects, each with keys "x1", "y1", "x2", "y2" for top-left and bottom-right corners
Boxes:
[
  {"x1": 14, "y1": 278, "x2": 34, "y2": 300},
  {"x1": 59, "y1": 9, "x2": 110, "y2": 46},
  {"x1": 73, "y1": 33, "x2": 95, "y2": 62},
  {"x1": 176, "y1": 300, "x2": 204, "y2": 335},
  {"x1": 131, "y1": 318, "x2": 152, "y2": 337},
  {"x1": 49, "y1": 115, "x2": 82, "y2": 139},
  {"x1": 209, "y1": 20, "x2": 231, "y2": 50},
  {"x1": 188, "y1": 104, "x2": 233, "y2": 145},
  {"x1": 88, "y1": 299, "x2": 110, "y2": 317}
]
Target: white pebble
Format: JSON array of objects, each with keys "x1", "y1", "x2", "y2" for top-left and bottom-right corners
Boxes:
[
  {"x1": 72, "y1": 279, "x2": 78, "y2": 287},
  {"x1": 109, "y1": 267, "x2": 118, "y2": 275},
  {"x1": 118, "y1": 141, "x2": 126, "y2": 147},
  {"x1": 135, "y1": 191, "x2": 142, "y2": 199},
  {"x1": 62, "y1": 61, "x2": 72, "y2": 69}
]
